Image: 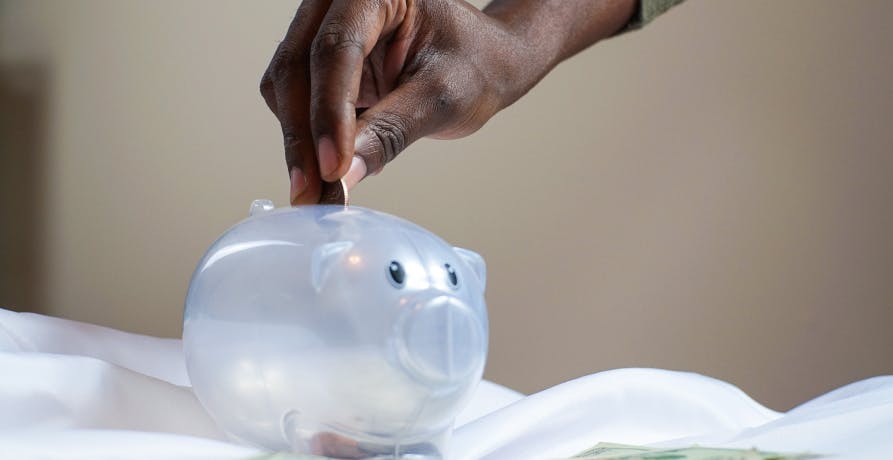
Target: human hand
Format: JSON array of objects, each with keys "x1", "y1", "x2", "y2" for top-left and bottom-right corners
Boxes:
[{"x1": 260, "y1": 0, "x2": 636, "y2": 205}]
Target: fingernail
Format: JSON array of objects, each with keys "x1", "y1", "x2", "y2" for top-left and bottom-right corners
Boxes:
[
  {"x1": 318, "y1": 137, "x2": 338, "y2": 178},
  {"x1": 290, "y1": 166, "x2": 306, "y2": 204},
  {"x1": 343, "y1": 156, "x2": 367, "y2": 191}
]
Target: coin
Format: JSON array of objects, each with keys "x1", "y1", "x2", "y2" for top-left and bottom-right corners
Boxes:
[{"x1": 319, "y1": 178, "x2": 349, "y2": 206}]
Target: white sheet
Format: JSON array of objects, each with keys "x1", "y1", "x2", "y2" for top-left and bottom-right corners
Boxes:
[{"x1": 1, "y1": 308, "x2": 890, "y2": 459}]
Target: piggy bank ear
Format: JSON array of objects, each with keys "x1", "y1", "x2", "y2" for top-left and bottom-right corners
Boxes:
[
  {"x1": 453, "y1": 247, "x2": 486, "y2": 291},
  {"x1": 311, "y1": 241, "x2": 354, "y2": 292}
]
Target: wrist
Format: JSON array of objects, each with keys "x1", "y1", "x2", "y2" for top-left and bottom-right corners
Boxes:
[
  {"x1": 482, "y1": 4, "x2": 564, "y2": 106},
  {"x1": 478, "y1": 14, "x2": 560, "y2": 112},
  {"x1": 483, "y1": 0, "x2": 638, "y2": 103}
]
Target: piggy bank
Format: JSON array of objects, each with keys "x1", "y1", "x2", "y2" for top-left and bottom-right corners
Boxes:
[{"x1": 183, "y1": 200, "x2": 488, "y2": 459}]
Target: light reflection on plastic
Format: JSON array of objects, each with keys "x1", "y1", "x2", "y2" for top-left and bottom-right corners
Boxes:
[{"x1": 201, "y1": 240, "x2": 303, "y2": 272}]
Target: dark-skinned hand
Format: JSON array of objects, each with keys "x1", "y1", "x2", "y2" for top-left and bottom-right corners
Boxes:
[{"x1": 260, "y1": 0, "x2": 637, "y2": 205}]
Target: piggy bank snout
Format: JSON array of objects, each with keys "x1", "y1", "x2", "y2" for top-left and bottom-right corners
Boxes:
[{"x1": 394, "y1": 294, "x2": 486, "y2": 386}]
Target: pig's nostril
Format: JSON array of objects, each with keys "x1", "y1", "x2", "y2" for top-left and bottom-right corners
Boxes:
[{"x1": 393, "y1": 296, "x2": 485, "y2": 385}]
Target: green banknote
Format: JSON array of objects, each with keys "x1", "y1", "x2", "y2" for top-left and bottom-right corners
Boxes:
[{"x1": 571, "y1": 442, "x2": 822, "y2": 460}]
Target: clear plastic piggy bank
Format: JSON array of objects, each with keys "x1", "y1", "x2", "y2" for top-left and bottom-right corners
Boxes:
[{"x1": 183, "y1": 200, "x2": 488, "y2": 459}]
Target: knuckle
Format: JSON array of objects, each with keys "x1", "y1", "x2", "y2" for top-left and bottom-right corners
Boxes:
[
  {"x1": 259, "y1": 72, "x2": 275, "y2": 98},
  {"x1": 281, "y1": 126, "x2": 305, "y2": 150},
  {"x1": 311, "y1": 23, "x2": 364, "y2": 59},
  {"x1": 268, "y1": 47, "x2": 302, "y2": 82},
  {"x1": 427, "y1": 76, "x2": 462, "y2": 117},
  {"x1": 281, "y1": 126, "x2": 308, "y2": 172},
  {"x1": 367, "y1": 114, "x2": 409, "y2": 165}
]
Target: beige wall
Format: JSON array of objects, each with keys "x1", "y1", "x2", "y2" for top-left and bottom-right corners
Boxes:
[{"x1": 1, "y1": 0, "x2": 891, "y2": 411}]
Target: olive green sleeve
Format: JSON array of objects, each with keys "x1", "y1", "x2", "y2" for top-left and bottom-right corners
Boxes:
[{"x1": 623, "y1": 0, "x2": 685, "y2": 31}]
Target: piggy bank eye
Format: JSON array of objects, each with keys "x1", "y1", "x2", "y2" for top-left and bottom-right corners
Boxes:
[
  {"x1": 387, "y1": 261, "x2": 406, "y2": 288},
  {"x1": 444, "y1": 263, "x2": 459, "y2": 288}
]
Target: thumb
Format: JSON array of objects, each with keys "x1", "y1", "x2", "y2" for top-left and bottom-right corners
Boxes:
[{"x1": 345, "y1": 77, "x2": 456, "y2": 189}]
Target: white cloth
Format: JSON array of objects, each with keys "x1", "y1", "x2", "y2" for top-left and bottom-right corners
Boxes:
[{"x1": 1, "y1": 308, "x2": 890, "y2": 459}]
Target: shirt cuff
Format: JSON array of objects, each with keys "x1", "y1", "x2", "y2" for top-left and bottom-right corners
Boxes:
[{"x1": 622, "y1": 0, "x2": 685, "y2": 32}]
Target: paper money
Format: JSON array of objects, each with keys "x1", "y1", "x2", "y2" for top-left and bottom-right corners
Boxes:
[{"x1": 571, "y1": 442, "x2": 822, "y2": 460}]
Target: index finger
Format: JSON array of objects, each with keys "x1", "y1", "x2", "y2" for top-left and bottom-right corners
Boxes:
[
  {"x1": 264, "y1": 0, "x2": 331, "y2": 205},
  {"x1": 309, "y1": 0, "x2": 407, "y2": 182}
]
